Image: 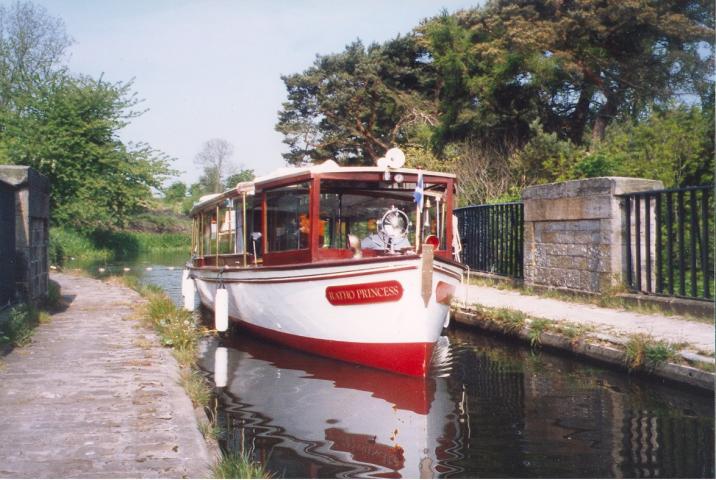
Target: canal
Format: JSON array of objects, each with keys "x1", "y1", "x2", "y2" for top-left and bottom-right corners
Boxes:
[{"x1": 79, "y1": 254, "x2": 715, "y2": 478}]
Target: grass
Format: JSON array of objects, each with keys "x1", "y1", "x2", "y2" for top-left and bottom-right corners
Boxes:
[
  {"x1": 212, "y1": 450, "x2": 272, "y2": 479},
  {"x1": 625, "y1": 334, "x2": 678, "y2": 371},
  {"x1": 476, "y1": 306, "x2": 526, "y2": 334},
  {"x1": 119, "y1": 276, "x2": 217, "y2": 412},
  {"x1": 199, "y1": 399, "x2": 225, "y2": 441},
  {"x1": 180, "y1": 368, "x2": 212, "y2": 408},
  {"x1": 50, "y1": 227, "x2": 190, "y2": 266},
  {"x1": 528, "y1": 318, "x2": 550, "y2": 347},
  {"x1": 0, "y1": 281, "x2": 63, "y2": 350}
]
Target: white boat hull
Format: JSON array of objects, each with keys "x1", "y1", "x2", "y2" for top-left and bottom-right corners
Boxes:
[{"x1": 190, "y1": 256, "x2": 463, "y2": 376}]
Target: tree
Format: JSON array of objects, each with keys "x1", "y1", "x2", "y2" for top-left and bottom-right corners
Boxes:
[
  {"x1": 1, "y1": 75, "x2": 172, "y2": 231},
  {"x1": 596, "y1": 105, "x2": 713, "y2": 187},
  {"x1": 418, "y1": 1, "x2": 714, "y2": 149},
  {"x1": 225, "y1": 169, "x2": 255, "y2": 189},
  {"x1": 194, "y1": 138, "x2": 235, "y2": 193},
  {"x1": 0, "y1": 1, "x2": 72, "y2": 110},
  {"x1": 276, "y1": 1, "x2": 715, "y2": 197},
  {"x1": 163, "y1": 181, "x2": 187, "y2": 203},
  {"x1": 276, "y1": 36, "x2": 438, "y2": 165}
]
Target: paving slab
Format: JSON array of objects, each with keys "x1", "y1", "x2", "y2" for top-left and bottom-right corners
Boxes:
[
  {"x1": 0, "y1": 273, "x2": 211, "y2": 479},
  {"x1": 456, "y1": 284, "x2": 715, "y2": 355}
]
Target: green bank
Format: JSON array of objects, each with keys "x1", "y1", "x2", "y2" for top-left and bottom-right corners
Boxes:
[{"x1": 50, "y1": 227, "x2": 190, "y2": 266}]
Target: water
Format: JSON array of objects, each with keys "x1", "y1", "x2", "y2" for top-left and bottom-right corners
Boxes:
[
  {"x1": 94, "y1": 256, "x2": 714, "y2": 478},
  {"x1": 65, "y1": 251, "x2": 186, "y2": 302},
  {"x1": 198, "y1": 330, "x2": 714, "y2": 478}
]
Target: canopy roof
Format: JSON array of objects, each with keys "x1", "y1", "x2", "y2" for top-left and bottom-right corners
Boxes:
[{"x1": 190, "y1": 160, "x2": 456, "y2": 215}]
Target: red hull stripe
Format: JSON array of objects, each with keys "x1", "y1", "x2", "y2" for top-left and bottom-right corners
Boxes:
[{"x1": 232, "y1": 317, "x2": 435, "y2": 377}]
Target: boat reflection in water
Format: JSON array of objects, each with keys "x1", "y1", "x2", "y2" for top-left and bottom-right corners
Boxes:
[
  {"x1": 199, "y1": 328, "x2": 714, "y2": 478},
  {"x1": 201, "y1": 335, "x2": 462, "y2": 478}
]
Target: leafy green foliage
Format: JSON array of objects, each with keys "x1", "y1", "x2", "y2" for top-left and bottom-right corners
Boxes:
[
  {"x1": 224, "y1": 169, "x2": 255, "y2": 189},
  {"x1": 0, "y1": 3, "x2": 174, "y2": 234},
  {"x1": 276, "y1": 36, "x2": 437, "y2": 165},
  {"x1": 276, "y1": 0, "x2": 713, "y2": 201},
  {"x1": 49, "y1": 227, "x2": 189, "y2": 265},
  {"x1": 625, "y1": 334, "x2": 677, "y2": 370},
  {"x1": 163, "y1": 181, "x2": 187, "y2": 203},
  {"x1": 595, "y1": 105, "x2": 714, "y2": 187},
  {"x1": 0, "y1": 1, "x2": 72, "y2": 110},
  {"x1": 1, "y1": 76, "x2": 173, "y2": 232},
  {"x1": 572, "y1": 154, "x2": 616, "y2": 180},
  {"x1": 46, "y1": 280, "x2": 62, "y2": 310},
  {"x1": 0, "y1": 304, "x2": 38, "y2": 347}
]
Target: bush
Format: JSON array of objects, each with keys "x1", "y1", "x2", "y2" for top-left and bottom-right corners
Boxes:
[
  {"x1": 0, "y1": 304, "x2": 38, "y2": 347},
  {"x1": 572, "y1": 153, "x2": 616, "y2": 178},
  {"x1": 46, "y1": 280, "x2": 62, "y2": 310}
]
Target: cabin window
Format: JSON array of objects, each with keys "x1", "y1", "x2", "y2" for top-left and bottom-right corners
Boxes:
[
  {"x1": 319, "y1": 179, "x2": 448, "y2": 253},
  {"x1": 241, "y1": 195, "x2": 263, "y2": 258},
  {"x1": 265, "y1": 182, "x2": 310, "y2": 252},
  {"x1": 319, "y1": 180, "x2": 417, "y2": 251},
  {"x1": 201, "y1": 211, "x2": 216, "y2": 256},
  {"x1": 216, "y1": 201, "x2": 235, "y2": 254}
]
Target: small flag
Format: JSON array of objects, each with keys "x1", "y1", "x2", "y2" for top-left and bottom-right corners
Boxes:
[{"x1": 413, "y1": 172, "x2": 424, "y2": 209}]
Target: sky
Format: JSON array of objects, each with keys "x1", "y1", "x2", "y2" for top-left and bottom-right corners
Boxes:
[{"x1": 26, "y1": 0, "x2": 477, "y2": 186}]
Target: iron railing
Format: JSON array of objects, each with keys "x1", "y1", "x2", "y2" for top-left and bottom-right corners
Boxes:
[
  {"x1": 454, "y1": 202, "x2": 523, "y2": 278},
  {"x1": 622, "y1": 185, "x2": 714, "y2": 301}
]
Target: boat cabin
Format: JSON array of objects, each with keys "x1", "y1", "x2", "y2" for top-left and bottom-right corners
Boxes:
[{"x1": 189, "y1": 162, "x2": 457, "y2": 268}]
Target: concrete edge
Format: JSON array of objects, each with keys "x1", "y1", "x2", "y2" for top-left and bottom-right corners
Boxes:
[
  {"x1": 194, "y1": 406, "x2": 223, "y2": 466},
  {"x1": 616, "y1": 292, "x2": 715, "y2": 318},
  {"x1": 452, "y1": 307, "x2": 715, "y2": 392},
  {"x1": 98, "y1": 273, "x2": 222, "y2": 477}
]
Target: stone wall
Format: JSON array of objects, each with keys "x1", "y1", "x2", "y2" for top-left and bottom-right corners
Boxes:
[
  {"x1": 0, "y1": 180, "x2": 15, "y2": 306},
  {"x1": 0, "y1": 166, "x2": 50, "y2": 304},
  {"x1": 522, "y1": 177, "x2": 663, "y2": 294}
]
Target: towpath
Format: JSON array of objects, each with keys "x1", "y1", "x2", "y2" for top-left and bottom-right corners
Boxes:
[
  {"x1": 456, "y1": 284, "x2": 714, "y2": 355},
  {"x1": 0, "y1": 273, "x2": 211, "y2": 478},
  {"x1": 453, "y1": 284, "x2": 715, "y2": 391}
]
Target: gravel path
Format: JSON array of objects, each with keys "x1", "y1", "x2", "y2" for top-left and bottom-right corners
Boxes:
[{"x1": 0, "y1": 273, "x2": 211, "y2": 478}]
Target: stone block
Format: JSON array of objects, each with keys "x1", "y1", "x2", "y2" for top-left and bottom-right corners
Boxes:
[
  {"x1": 542, "y1": 244, "x2": 588, "y2": 257},
  {"x1": 545, "y1": 254, "x2": 587, "y2": 270},
  {"x1": 524, "y1": 195, "x2": 612, "y2": 222},
  {"x1": 535, "y1": 219, "x2": 601, "y2": 233},
  {"x1": 523, "y1": 177, "x2": 664, "y2": 201},
  {"x1": 523, "y1": 222, "x2": 535, "y2": 243},
  {"x1": 539, "y1": 231, "x2": 601, "y2": 245},
  {"x1": 522, "y1": 177, "x2": 617, "y2": 201}
]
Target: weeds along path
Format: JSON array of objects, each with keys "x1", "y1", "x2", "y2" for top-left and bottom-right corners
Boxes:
[{"x1": 0, "y1": 273, "x2": 210, "y2": 478}]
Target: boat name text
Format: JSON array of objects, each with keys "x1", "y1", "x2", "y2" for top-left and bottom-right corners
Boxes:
[{"x1": 325, "y1": 280, "x2": 403, "y2": 306}]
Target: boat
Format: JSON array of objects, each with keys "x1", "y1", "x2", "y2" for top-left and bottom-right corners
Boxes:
[{"x1": 186, "y1": 150, "x2": 465, "y2": 376}]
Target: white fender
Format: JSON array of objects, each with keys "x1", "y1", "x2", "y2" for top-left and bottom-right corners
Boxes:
[
  {"x1": 181, "y1": 269, "x2": 195, "y2": 311},
  {"x1": 215, "y1": 287, "x2": 229, "y2": 332}
]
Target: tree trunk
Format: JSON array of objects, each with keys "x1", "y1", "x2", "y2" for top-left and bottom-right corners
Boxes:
[
  {"x1": 591, "y1": 97, "x2": 616, "y2": 147},
  {"x1": 568, "y1": 85, "x2": 593, "y2": 145}
]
